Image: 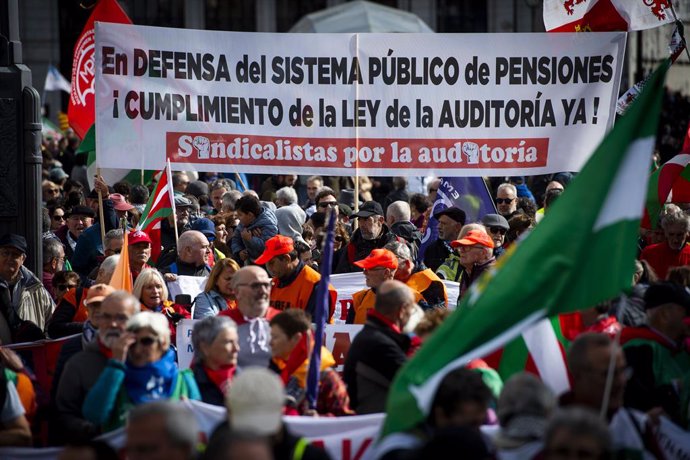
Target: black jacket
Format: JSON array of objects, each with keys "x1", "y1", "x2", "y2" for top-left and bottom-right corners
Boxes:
[
  {"x1": 343, "y1": 314, "x2": 410, "y2": 414},
  {"x1": 423, "y1": 239, "x2": 452, "y2": 272},
  {"x1": 335, "y1": 224, "x2": 400, "y2": 274},
  {"x1": 192, "y1": 361, "x2": 226, "y2": 407}
]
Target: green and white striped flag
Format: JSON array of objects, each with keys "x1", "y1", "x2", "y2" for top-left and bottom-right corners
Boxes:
[{"x1": 382, "y1": 59, "x2": 670, "y2": 438}]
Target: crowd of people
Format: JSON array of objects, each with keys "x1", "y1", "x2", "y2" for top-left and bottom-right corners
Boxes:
[{"x1": 0, "y1": 103, "x2": 688, "y2": 459}]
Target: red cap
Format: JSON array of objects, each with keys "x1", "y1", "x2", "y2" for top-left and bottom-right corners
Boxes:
[
  {"x1": 254, "y1": 235, "x2": 294, "y2": 265},
  {"x1": 354, "y1": 249, "x2": 398, "y2": 270},
  {"x1": 450, "y1": 230, "x2": 494, "y2": 249},
  {"x1": 129, "y1": 230, "x2": 152, "y2": 246}
]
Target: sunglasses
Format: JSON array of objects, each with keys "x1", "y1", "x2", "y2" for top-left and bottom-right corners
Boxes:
[
  {"x1": 318, "y1": 201, "x2": 338, "y2": 208},
  {"x1": 135, "y1": 336, "x2": 158, "y2": 347},
  {"x1": 56, "y1": 284, "x2": 77, "y2": 291},
  {"x1": 495, "y1": 198, "x2": 514, "y2": 204},
  {"x1": 52, "y1": 215, "x2": 65, "y2": 221},
  {"x1": 489, "y1": 227, "x2": 507, "y2": 235}
]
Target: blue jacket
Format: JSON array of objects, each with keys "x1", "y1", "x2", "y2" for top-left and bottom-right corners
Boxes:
[
  {"x1": 230, "y1": 207, "x2": 278, "y2": 263},
  {"x1": 71, "y1": 199, "x2": 119, "y2": 276},
  {"x1": 193, "y1": 289, "x2": 228, "y2": 319}
]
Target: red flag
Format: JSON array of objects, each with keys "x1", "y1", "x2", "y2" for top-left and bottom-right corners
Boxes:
[
  {"x1": 137, "y1": 163, "x2": 175, "y2": 263},
  {"x1": 544, "y1": 0, "x2": 674, "y2": 32},
  {"x1": 68, "y1": 0, "x2": 131, "y2": 139}
]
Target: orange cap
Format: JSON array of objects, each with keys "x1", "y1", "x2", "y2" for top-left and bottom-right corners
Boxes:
[
  {"x1": 353, "y1": 249, "x2": 398, "y2": 270},
  {"x1": 84, "y1": 283, "x2": 116, "y2": 306},
  {"x1": 254, "y1": 235, "x2": 294, "y2": 265},
  {"x1": 450, "y1": 230, "x2": 495, "y2": 249}
]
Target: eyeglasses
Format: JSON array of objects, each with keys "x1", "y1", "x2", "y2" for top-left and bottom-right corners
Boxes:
[
  {"x1": 495, "y1": 198, "x2": 515, "y2": 205},
  {"x1": 52, "y1": 215, "x2": 65, "y2": 222},
  {"x1": 489, "y1": 227, "x2": 507, "y2": 235},
  {"x1": 236, "y1": 282, "x2": 271, "y2": 290},
  {"x1": 100, "y1": 313, "x2": 129, "y2": 324},
  {"x1": 56, "y1": 283, "x2": 77, "y2": 291},
  {"x1": 318, "y1": 201, "x2": 338, "y2": 208},
  {"x1": 134, "y1": 336, "x2": 158, "y2": 347},
  {"x1": 335, "y1": 236, "x2": 344, "y2": 242}
]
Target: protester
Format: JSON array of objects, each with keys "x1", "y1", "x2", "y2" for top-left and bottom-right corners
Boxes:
[
  {"x1": 191, "y1": 316, "x2": 239, "y2": 406},
  {"x1": 161, "y1": 230, "x2": 212, "y2": 277},
  {"x1": 51, "y1": 270, "x2": 80, "y2": 304},
  {"x1": 132, "y1": 268, "x2": 190, "y2": 341},
  {"x1": 385, "y1": 240, "x2": 447, "y2": 310},
  {"x1": 303, "y1": 175, "x2": 323, "y2": 216},
  {"x1": 193, "y1": 258, "x2": 241, "y2": 318},
  {"x1": 125, "y1": 401, "x2": 199, "y2": 460},
  {"x1": 275, "y1": 186, "x2": 307, "y2": 243},
  {"x1": 481, "y1": 214, "x2": 509, "y2": 258},
  {"x1": 543, "y1": 408, "x2": 611, "y2": 460},
  {"x1": 495, "y1": 183, "x2": 519, "y2": 219},
  {"x1": 256, "y1": 235, "x2": 336, "y2": 321},
  {"x1": 231, "y1": 194, "x2": 279, "y2": 265},
  {"x1": 269, "y1": 309, "x2": 353, "y2": 416},
  {"x1": 349, "y1": 249, "x2": 398, "y2": 324},
  {"x1": 335, "y1": 201, "x2": 401, "y2": 273},
  {"x1": 0, "y1": 233, "x2": 55, "y2": 342},
  {"x1": 423, "y1": 206, "x2": 466, "y2": 272},
  {"x1": 225, "y1": 367, "x2": 331, "y2": 460},
  {"x1": 0, "y1": 366, "x2": 32, "y2": 446},
  {"x1": 344, "y1": 280, "x2": 416, "y2": 414},
  {"x1": 128, "y1": 230, "x2": 153, "y2": 281},
  {"x1": 54, "y1": 290, "x2": 140, "y2": 443},
  {"x1": 42, "y1": 237, "x2": 66, "y2": 299},
  {"x1": 451, "y1": 229, "x2": 496, "y2": 300},
  {"x1": 220, "y1": 266, "x2": 278, "y2": 368},
  {"x1": 640, "y1": 212, "x2": 690, "y2": 279},
  {"x1": 56, "y1": 205, "x2": 95, "y2": 262},
  {"x1": 386, "y1": 200, "x2": 422, "y2": 260},
  {"x1": 82, "y1": 311, "x2": 200, "y2": 431}
]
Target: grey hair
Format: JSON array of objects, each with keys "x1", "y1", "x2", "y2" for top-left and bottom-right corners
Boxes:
[
  {"x1": 210, "y1": 178, "x2": 235, "y2": 193},
  {"x1": 127, "y1": 401, "x2": 198, "y2": 455},
  {"x1": 660, "y1": 211, "x2": 690, "y2": 232},
  {"x1": 104, "y1": 228, "x2": 124, "y2": 247},
  {"x1": 385, "y1": 240, "x2": 413, "y2": 262},
  {"x1": 307, "y1": 175, "x2": 323, "y2": 185},
  {"x1": 132, "y1": 268, "x2": 169, "y2": 305},
  {"x1": 545, "y1": 408, "x2": 611, "y2": 456},
  {"x1": 497, "y1": 183, "x2": 517, "y2": 196},
  {"x1": 242, "y1": 189, "x2": 260, "y2": 199},
  {"x1": 126, "y1": 311, "x2": 171, "y2": 349},
  {"x1": 387, "y1": 201, "x2": 411, "y2": 223},
  {"x1": 276, "y1": 186, "x2": 298, "y2": 205},
  {"x1": 221, "y1": 190, "x2": 243, "y2": 211},
  {"x1": 98, "y1": 254, "x2": 120, "y2": 281},
  {"x1": 42, "y1": 238, "x2": 64, "y2": 265},
  {"x1": 192, "y1": 316, "x2": 238, "y2": 363},
  {"x1": 497, "y1": 372, "x2": 556, "y2": 427},
  {"x1": 102, "y1": 290, "x2": 141, "y2": 314}
]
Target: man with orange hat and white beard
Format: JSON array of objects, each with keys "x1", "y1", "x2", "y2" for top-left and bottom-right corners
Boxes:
[{"x1": 451, "y1": 229, "x2": 495, "y2": 301}]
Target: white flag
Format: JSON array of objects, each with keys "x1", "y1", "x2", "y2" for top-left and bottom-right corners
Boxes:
[{"x1": 44, "y1": 65, "x2": 72, "y2": 93}]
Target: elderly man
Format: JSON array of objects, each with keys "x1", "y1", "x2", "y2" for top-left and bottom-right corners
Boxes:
[
  {"x1": 423, "y1": 206, "x2": 466, "y2": 272},
  {"x1": 220, "y1": 266, "x2": 279, "y2": 368},
  {"x1": 209, "y1": 179, "x2": 235, "y2": 215},
  {"x1": 55, "y1": 205, "x2": 95, "y2": 261},
  {"x1": 640, "y1": 212, "x2": 690, "y2": 279},
  {"x1": 161, "y1": 195, "x2": 195, "y2": 253},
  {"x1": 42, "y1": 237, "x2": 66, "y2": 299},
  {"x1": 172, "y1": 172, "x2": 190, "y2": 194},
  {"x1": 160, "y1": 230, "x2": 211, "y2": 278},
  {"x1": 303, "y1": 175, "x2": 323, "y2": 216},
  {"x1": 481, "y1": 214, "x2": 510, "y2": 258},
  {"x1": 0, "y1": 234, "x2": 54, "y2": 342},
  {"x1": 126, "y1": 401, "x2": 199, "y2": 460},
  {"x1": 451, "y1": 229, "x2": 495, "y2": 300},
  {"x1": 344, "y1": 280, "x2": 416, "y2": 413},
  {"x1": 255, "y1": 235, "x2": 336, "y2": 321},
  {"x1": 127, "y1": 230, "x2": 154, "y2": 281},
  {"x1": 495, "y1": 183, "x2": 519, "y2": 219},
  {"x1": 387, "y1": 201, "x2": 422, "y2": 260},
  {"x1": 274, "y1": 187, "x2": 306, "y2": 244},
  {"x1": 54, "y1": 290, "x2": 139, "y2": 443},
  {"x1": 621, "y1": 282, "x2": 690, "y2": 427},
  {"x1": 335, "y1": 201, "x2": 401, "y2": 273},
  {"x1": 386, "y1": 241, "x2": 447, "y2": 309}
]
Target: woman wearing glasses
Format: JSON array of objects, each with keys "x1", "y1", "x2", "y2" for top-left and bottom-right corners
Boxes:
[{"x1": 82, "y1": 311, "x2": 200, "y2": 432}]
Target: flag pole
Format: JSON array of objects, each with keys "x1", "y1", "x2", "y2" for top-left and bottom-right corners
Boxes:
[
  {"x1": 599, "y1": 327, "x2": 622, "y2": 420},
  {"x1": 96, "y1": 167, "x2": 106, "y2": 247},
  {"x1": 234, "y1": 172, "x2": 248, "y2": 192},
  {"x1": 168, "y1": 159, "x2": 180, "y2": 248},
  {"x1": 668, "y1": 2, "x2": 690, "y2": 63}
]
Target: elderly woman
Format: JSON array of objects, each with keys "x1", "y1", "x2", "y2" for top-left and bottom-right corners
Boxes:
[
  {"x1": 133, "y1": 268, "x2": 189, "y2": 341},
  {"x1": 191, "y1": 316, "x2": 239, "y2": 406},
  {"x1": 82, "y1": 311, "x2": 200, "y2": 432},
  {"x1": 269, "y1": 309, "x2": 353, "y2": 416},
  {"x1": 193, "y1": 258, "x2": 240, "y2": 319}
]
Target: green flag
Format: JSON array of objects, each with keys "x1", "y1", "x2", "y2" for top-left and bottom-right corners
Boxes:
[{"x1": 382, "y1": 59, "x2": 670, "y2": 438}]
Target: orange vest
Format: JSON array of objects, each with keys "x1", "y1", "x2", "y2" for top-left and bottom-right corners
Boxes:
[
  {"x1": 406, "y1": 269, "x2": 448, "y2": 306},
  {"x1": 352, "y1": 288, "x2": 425, "y2": 324},
  {"x1": 270, "y1": 265, "x2": 337, "y2": 321}
]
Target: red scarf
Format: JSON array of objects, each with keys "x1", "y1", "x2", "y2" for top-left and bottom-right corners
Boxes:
[
  {"x1": 97, "y1": 338, "x2": 114, "y2": 359},
  {"x1": 203, "y1": 364, "x2": 236, "y2": 394},
  {"x1": 367, "y1": 310, "x2": 401, "y2": 334}
]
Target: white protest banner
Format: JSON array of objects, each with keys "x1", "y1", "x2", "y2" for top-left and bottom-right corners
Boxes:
[
  {"x1": 167, "y1": 274, "x2": 207, "y2": 302},
  {"x1": 95, "y1": 23, "x2": 626, "y2": 176}
]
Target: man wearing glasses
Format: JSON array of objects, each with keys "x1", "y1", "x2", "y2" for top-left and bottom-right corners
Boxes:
[
  {"x1": 450, "y1": 230, "x2": 496, "y2": 301},
  {"x1": 335, "y1": 201, "x2": 401, "y2": 274},
  {"x1": 221, "y1": 266, "x2": 279, "y2": 368},
  {"x1": 42, "y1": 237, "x2": 66, "y2": 300},
  {"x1": 481, "y1": 214, "x2": 510, "y2": 259},
  {"x1": 495, "y1": 183, "x2": 519, "y2": 219}
]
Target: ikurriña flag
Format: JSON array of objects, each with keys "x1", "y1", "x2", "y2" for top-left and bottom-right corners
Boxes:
[{"x1": 381, "y1": 58, "x2": 670, "y2": 439}]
